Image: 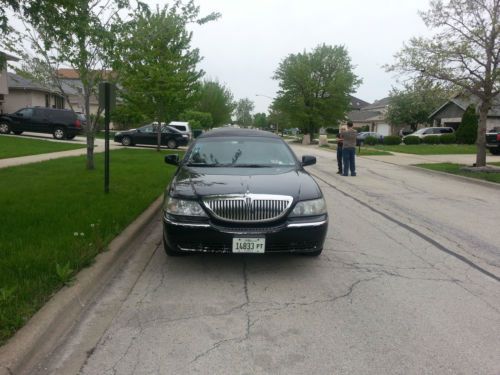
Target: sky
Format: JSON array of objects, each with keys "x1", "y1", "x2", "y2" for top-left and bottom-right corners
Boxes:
[{"x1": 179, "y1": 0, "x2": 432, "y2": 113}]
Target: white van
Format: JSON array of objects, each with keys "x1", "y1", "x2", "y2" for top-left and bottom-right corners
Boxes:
[{"x1": 168, "y1": 121, "x2": 191, "y2": 140}]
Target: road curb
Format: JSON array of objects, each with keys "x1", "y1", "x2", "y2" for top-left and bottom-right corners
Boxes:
[{"x1": 0, "y1": 195, "x2": 164, "y2": 375}]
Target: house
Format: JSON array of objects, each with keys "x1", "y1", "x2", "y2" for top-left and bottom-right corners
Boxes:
[
  {"x1": 0, "y1": 51, "x2": 20, "y2": 114},
  {"x1": 346, "y1": 97, "x2": 399, "y2": 136},
  {"x1": 56, "y1": 68, "x2": 109, "y2": 115},
  {"x1": 1, "y1": 72, "x2": 64, "y2": 114},
  {"x1": 349, "y1": 95, "x2": 370, "y2": 111},
  {"x1": 428, "y1": 93, "x2": 500, "y2": 130}
]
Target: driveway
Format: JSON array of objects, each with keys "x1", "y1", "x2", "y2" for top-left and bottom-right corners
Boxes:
[{"x1": 30, "y1": 145, "x2": 500, "y2": 375}]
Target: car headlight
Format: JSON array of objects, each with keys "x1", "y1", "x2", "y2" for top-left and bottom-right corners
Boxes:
[
  {"x1": 115, "y1": 132, "x2": 122, "y2": 136},
  {"x1": 164, "y1": 197, "x2": 207, "y2": 217},
  {"x1": 289, "y1": 198, "x2": 327, "y2": 217}
]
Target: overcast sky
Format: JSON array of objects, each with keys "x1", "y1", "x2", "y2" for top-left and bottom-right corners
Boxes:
[{"x1": 178, "y1": 0, "x2": 432, "y2": 113}]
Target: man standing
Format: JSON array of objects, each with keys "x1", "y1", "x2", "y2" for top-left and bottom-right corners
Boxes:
[{"x1": 340, "y1": 121, "x2": 357, "y2": 176}]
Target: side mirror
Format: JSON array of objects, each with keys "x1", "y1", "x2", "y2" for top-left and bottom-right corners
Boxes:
[
  {"x1": 301, "y1": 155, "x2": 316, "y2": 167},
  {"x1": 165, "y1": 154, "x2": 179, "y2": 166}
]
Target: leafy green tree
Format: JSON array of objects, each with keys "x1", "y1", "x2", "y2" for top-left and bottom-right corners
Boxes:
[
  {"x1": 273, "y1": 44, "x2": 361, "y2": 138},
  {"x1": 235, "y1": 98, "x2": 255, "y2": 127},
  {"x1": 456, "y1": 105, "x2": 478, "y2": 144},
  {"x1": 180, "y1": 110, "x2": 213, "y2": 129},
  {"x1": 387, "y1": 0, "x2": 500, "y2": 167},
  {"x1": 387, "y1": 79, "x2": 452, "y2": 131},
  {"x1": 115, "y1": 2, "x2": 219, "y2": 150},
  {"x1": 253, "y1": 113, "x2": 267, "y2": 128},
  {"x1": 111, "y1": 103, "x2": 150, "y2": 130},
  {"x1": 4, "y1": 0, "x2": 129, "y2": 169},
  {"x1": 196, "y1": 80, "x2": 235, "y2": 126}
]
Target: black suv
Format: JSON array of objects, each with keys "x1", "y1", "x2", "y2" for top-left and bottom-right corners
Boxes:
[{"x1": 0, "y1": 107, "x2": 85, "y2": 140}]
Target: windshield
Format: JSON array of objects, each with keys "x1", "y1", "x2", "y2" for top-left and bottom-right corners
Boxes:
[
  {"x1": 413, "y1": 128, "x2": 427, "y2": 134},
  {"x1": 186, "y1": 137, "x2": 297, "y2": 167}
]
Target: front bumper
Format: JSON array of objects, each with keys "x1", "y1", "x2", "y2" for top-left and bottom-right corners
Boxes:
[{"x1": 163, "y1": 213, "x2": 328, "y2": 254}]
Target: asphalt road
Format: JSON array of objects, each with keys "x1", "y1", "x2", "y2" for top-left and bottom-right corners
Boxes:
[{"x1": 37, "y1": 145, "x2": 500, "y2": 375}]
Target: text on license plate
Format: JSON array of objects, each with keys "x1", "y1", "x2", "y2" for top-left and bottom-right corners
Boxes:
[{"x1": 232, "y1": 237, "x2": 265, "y2": 253}]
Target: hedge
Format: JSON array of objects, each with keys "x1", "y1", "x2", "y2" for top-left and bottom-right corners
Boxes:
[
  {"x1": 422, "y1": 135, "x2": 441, "y2": 144},
  {"x1": 439, "y1": 134, "x2": 457, "y2": 144},
  {"x1": 403, "y1": 136, "x2": 421, "y2": 145},
  {"x1": 383, "y1": 135, "x2": 402, "y2": 145},
  {"x1": 364, "y1": 136, "x2": 379, "y2": 145}
]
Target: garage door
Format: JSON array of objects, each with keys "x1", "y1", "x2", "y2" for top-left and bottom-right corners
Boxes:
[{"x1": 377, "y1": 124, "x2": 391, "y2": 136}]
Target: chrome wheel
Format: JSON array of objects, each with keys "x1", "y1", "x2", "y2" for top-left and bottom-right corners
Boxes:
[
  {"x1": 53, "y1": 127, "x2": 66, "y2": 140},
  {"x1": 167, "y1": 139, "x2": 177, "y2": 149},
  {"x1": 0, "y1": 123, "x2": 10, "y2": 134},
  {"x1": 122, "y1": 136, "x2": 132, "y2": 146}
]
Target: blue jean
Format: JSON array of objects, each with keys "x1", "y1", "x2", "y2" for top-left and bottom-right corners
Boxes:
[{"x1": 342, "y1": 147, "x2": 356, "y2": 176}]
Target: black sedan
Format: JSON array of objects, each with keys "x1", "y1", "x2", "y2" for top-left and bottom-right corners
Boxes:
[
  {"x1": 114, "y1": 123, "x2": 189, "y2": 148},
  {"x1": 162, "y1": 128, "x2": 328, "y2": 256}
]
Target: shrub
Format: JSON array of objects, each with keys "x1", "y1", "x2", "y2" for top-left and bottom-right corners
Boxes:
[
  {"x1": 422, "y1": 135, "x2": 441, "y2": 144},
  {"x1": 440, "y1": 134, "x2": 457, "y2": 144},
  {"x1": 364, "y1": 136, "x2": 379, "y2": 145},
  {"x1": 383, "y1": 135, "x2": 402, "y2": 145},
  {"x1": 456, "y1": 105, "x2": 478, "y2": 144},
  {"x1": 403, "y1": 136, "x2": 421, "y2": 145}
]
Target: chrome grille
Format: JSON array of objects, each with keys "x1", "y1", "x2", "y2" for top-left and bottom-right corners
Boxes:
[{"x1": 203, "y1": 194, "x2": 293, "y2": 223}]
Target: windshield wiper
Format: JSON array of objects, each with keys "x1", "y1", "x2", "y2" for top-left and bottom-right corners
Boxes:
[{"x1": 232, "y1": 164, "x2": 270, "y2": 168}]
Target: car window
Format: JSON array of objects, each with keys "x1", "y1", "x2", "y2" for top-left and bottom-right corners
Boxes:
[
  {"x1": 140, "y1": 125, "x2": 154, "y2": 133},
  {"x1": 33, "y1": 108, "x2": 45, "y2": 119},
  {"x1": 186, "y1": 137, "x2": 296, "y2": 167},
  {"x1": 16, "y1": 108, "x2": 33, "y2": 118},
  {"x1": 413, "y1": 128, "x2": 426, "y2": 134},
  {"x1": 171, "y1": 125, "x2": 188, "y2": 132},
  {"x1": 162, "y1": 125, "x2": 182, "y2": 134}
]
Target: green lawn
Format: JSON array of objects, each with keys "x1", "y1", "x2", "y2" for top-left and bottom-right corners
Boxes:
[
  {"x1": 370, "y1": 144, "x2": 477, "y2": 155},
  {"x1": 94, "y1": 131, "x2": 116, "y2": 139},
  {"x1": 0, "y1": 135, "x2": 85, "y2": 159},
  {"x1": 0, "y1": 149, "x2": 180, "y2": 344},
  {"x1": 417, "y1": 163, "x2": 500, "y2": 183}
]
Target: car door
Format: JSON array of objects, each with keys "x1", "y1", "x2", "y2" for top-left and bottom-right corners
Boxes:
[
  {"x1": 135, "y1": 124, "x2": 156, "y2": 145},
  {"x1": 32, "y1": 108, "x2": 50, "y2": 133},
  {"x1": 12, "y1": 108, "x2": 35, "y2": 132}
]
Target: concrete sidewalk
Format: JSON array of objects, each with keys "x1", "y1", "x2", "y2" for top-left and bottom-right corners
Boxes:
[{"x1": 360, "y1": 151, "x2": 500, "y2": 166}]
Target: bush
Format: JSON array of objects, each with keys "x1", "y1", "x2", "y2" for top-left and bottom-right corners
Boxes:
[
  {"x1": 383, "y1": 135, "x2": 402, "y2": 145},
  {"x1": 422, "y1": 135, "x2": 441, "y2": 144},
  {"x1": 326, "y1": 127, "x2": 339, "y2": 135},
  {"x1": 456, "y1": 105, "x2": 478, "y2": 144},
  {"x1": 364, "y1": 136, "x2": 379, "y2": 145},
  {"x1": 403, "y1": 136, "x2": 421, "y2": 145},
  {"x1": 440, "y1": 134, "x2": 456, "y2": 144}
]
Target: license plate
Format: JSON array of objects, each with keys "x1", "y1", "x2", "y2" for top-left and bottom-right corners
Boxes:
[{"x1": 232, "y1": 237, "x2": 265, "y2": 253}]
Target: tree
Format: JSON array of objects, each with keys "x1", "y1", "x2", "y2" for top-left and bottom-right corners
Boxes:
[
  {"x1": 4, "y1": 0, "x2": 129, "y2": 170},
  {"x1": 387, "y1": 79, "x2": 453, "y2": 131},
  {"x1": 456, "y1": 105, "x2": 479, "y2": 144},
  {"x1": 115, "y1": 2, "x2": 218, "y2": 150},
  {"x1": 253, "y1": 113, "x2": 267, "y2": 128},
  {"x1": 196, "y1": 80, "x2": 235, "y2": 126},
  {"x1": 234, "y1": 98, "x2": 254, "y2": 127},
  {"x1": 387, "y1": 0, "x2": 500, "y2": 167},
  {"x1": 273, "y1": 44, "x2": 361, "y2": 138},
  {"x1": 180, "y1": 110, "x2": 213, "y2": 129}
]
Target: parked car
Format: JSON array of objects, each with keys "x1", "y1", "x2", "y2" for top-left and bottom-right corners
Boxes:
[
  {"x1": 486, "y1": 127, "x2": 500, "y2": 155},
  {"x1": 168, "y1": 121, "x2": 192, "y2": 140},
  {"x1": 113, "y1": 123, "x2": 189, "y2": 148},
  {"x1": 405, "y1": 127, "x2": 454, "y2": 139},
  {"x1": 162, "y1": 128, "x2": 328, "y2": 256},
  {"x1": 0, "y1": 107, "x2": 85, "y2": 139},
  {"x1": 356, "y1": 132, "x2": 384, "y2": 145}
]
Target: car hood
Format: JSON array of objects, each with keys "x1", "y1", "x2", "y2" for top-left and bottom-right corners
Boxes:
[{"x1": 169, "y1": 166, "x2": 322, "y2": 201}]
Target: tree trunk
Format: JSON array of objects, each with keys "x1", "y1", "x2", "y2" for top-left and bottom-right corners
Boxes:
[
  {"x1": 156, "y1": 120, "x2": 161, "y2": 152},
  {"x1": 475, "y1": 102, "x2": 489, "y2": 167},
  {"x1": 85, "y1": 91, "x2": 95, "y2": 170}
]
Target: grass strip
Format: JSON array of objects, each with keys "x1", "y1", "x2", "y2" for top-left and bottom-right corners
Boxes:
[
  {"x1": 371, "y1": 144, "x2": 477, "y2": 155},
  {"x1": 320, "y1": 145, "x2": 392, "y2": 156},
  {"x1": 0, "y1": 135, "x2": 85, "y2": 159},
  {"x1": 416, "y1": 163, "x2": 500, "y2": 183},
  {"x1": 0, "y1": 148, "x2": 180, "y2": 344}
]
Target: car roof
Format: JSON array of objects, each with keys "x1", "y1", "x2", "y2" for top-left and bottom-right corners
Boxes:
[{"x1": 198, "y1": 128, "x2": 281, "y2": 139}]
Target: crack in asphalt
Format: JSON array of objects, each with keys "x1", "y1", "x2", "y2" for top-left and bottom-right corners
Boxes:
[{"x1": 311, "y1": 170, "x2": 500, "y2": 284}]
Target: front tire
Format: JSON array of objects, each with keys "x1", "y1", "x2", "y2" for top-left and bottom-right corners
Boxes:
[
  {"x1": 13, "y1": 131, "x2": 23, "y2": 135},
  {"x1": 167, "y1": 139, "x2": 177, "y2": 149},
  {"x1": 489, "y1": 147, "x2": 500, "y2": 155},
  {"x1": 53, "y1": 127, "x2": 66, "y2": 140},
  {"x1": 121, "y1": 136, "x2": 133, "y2": 146},
  {"x1": 0, "y1": 122, "x2": 11, "y2": 134}
]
